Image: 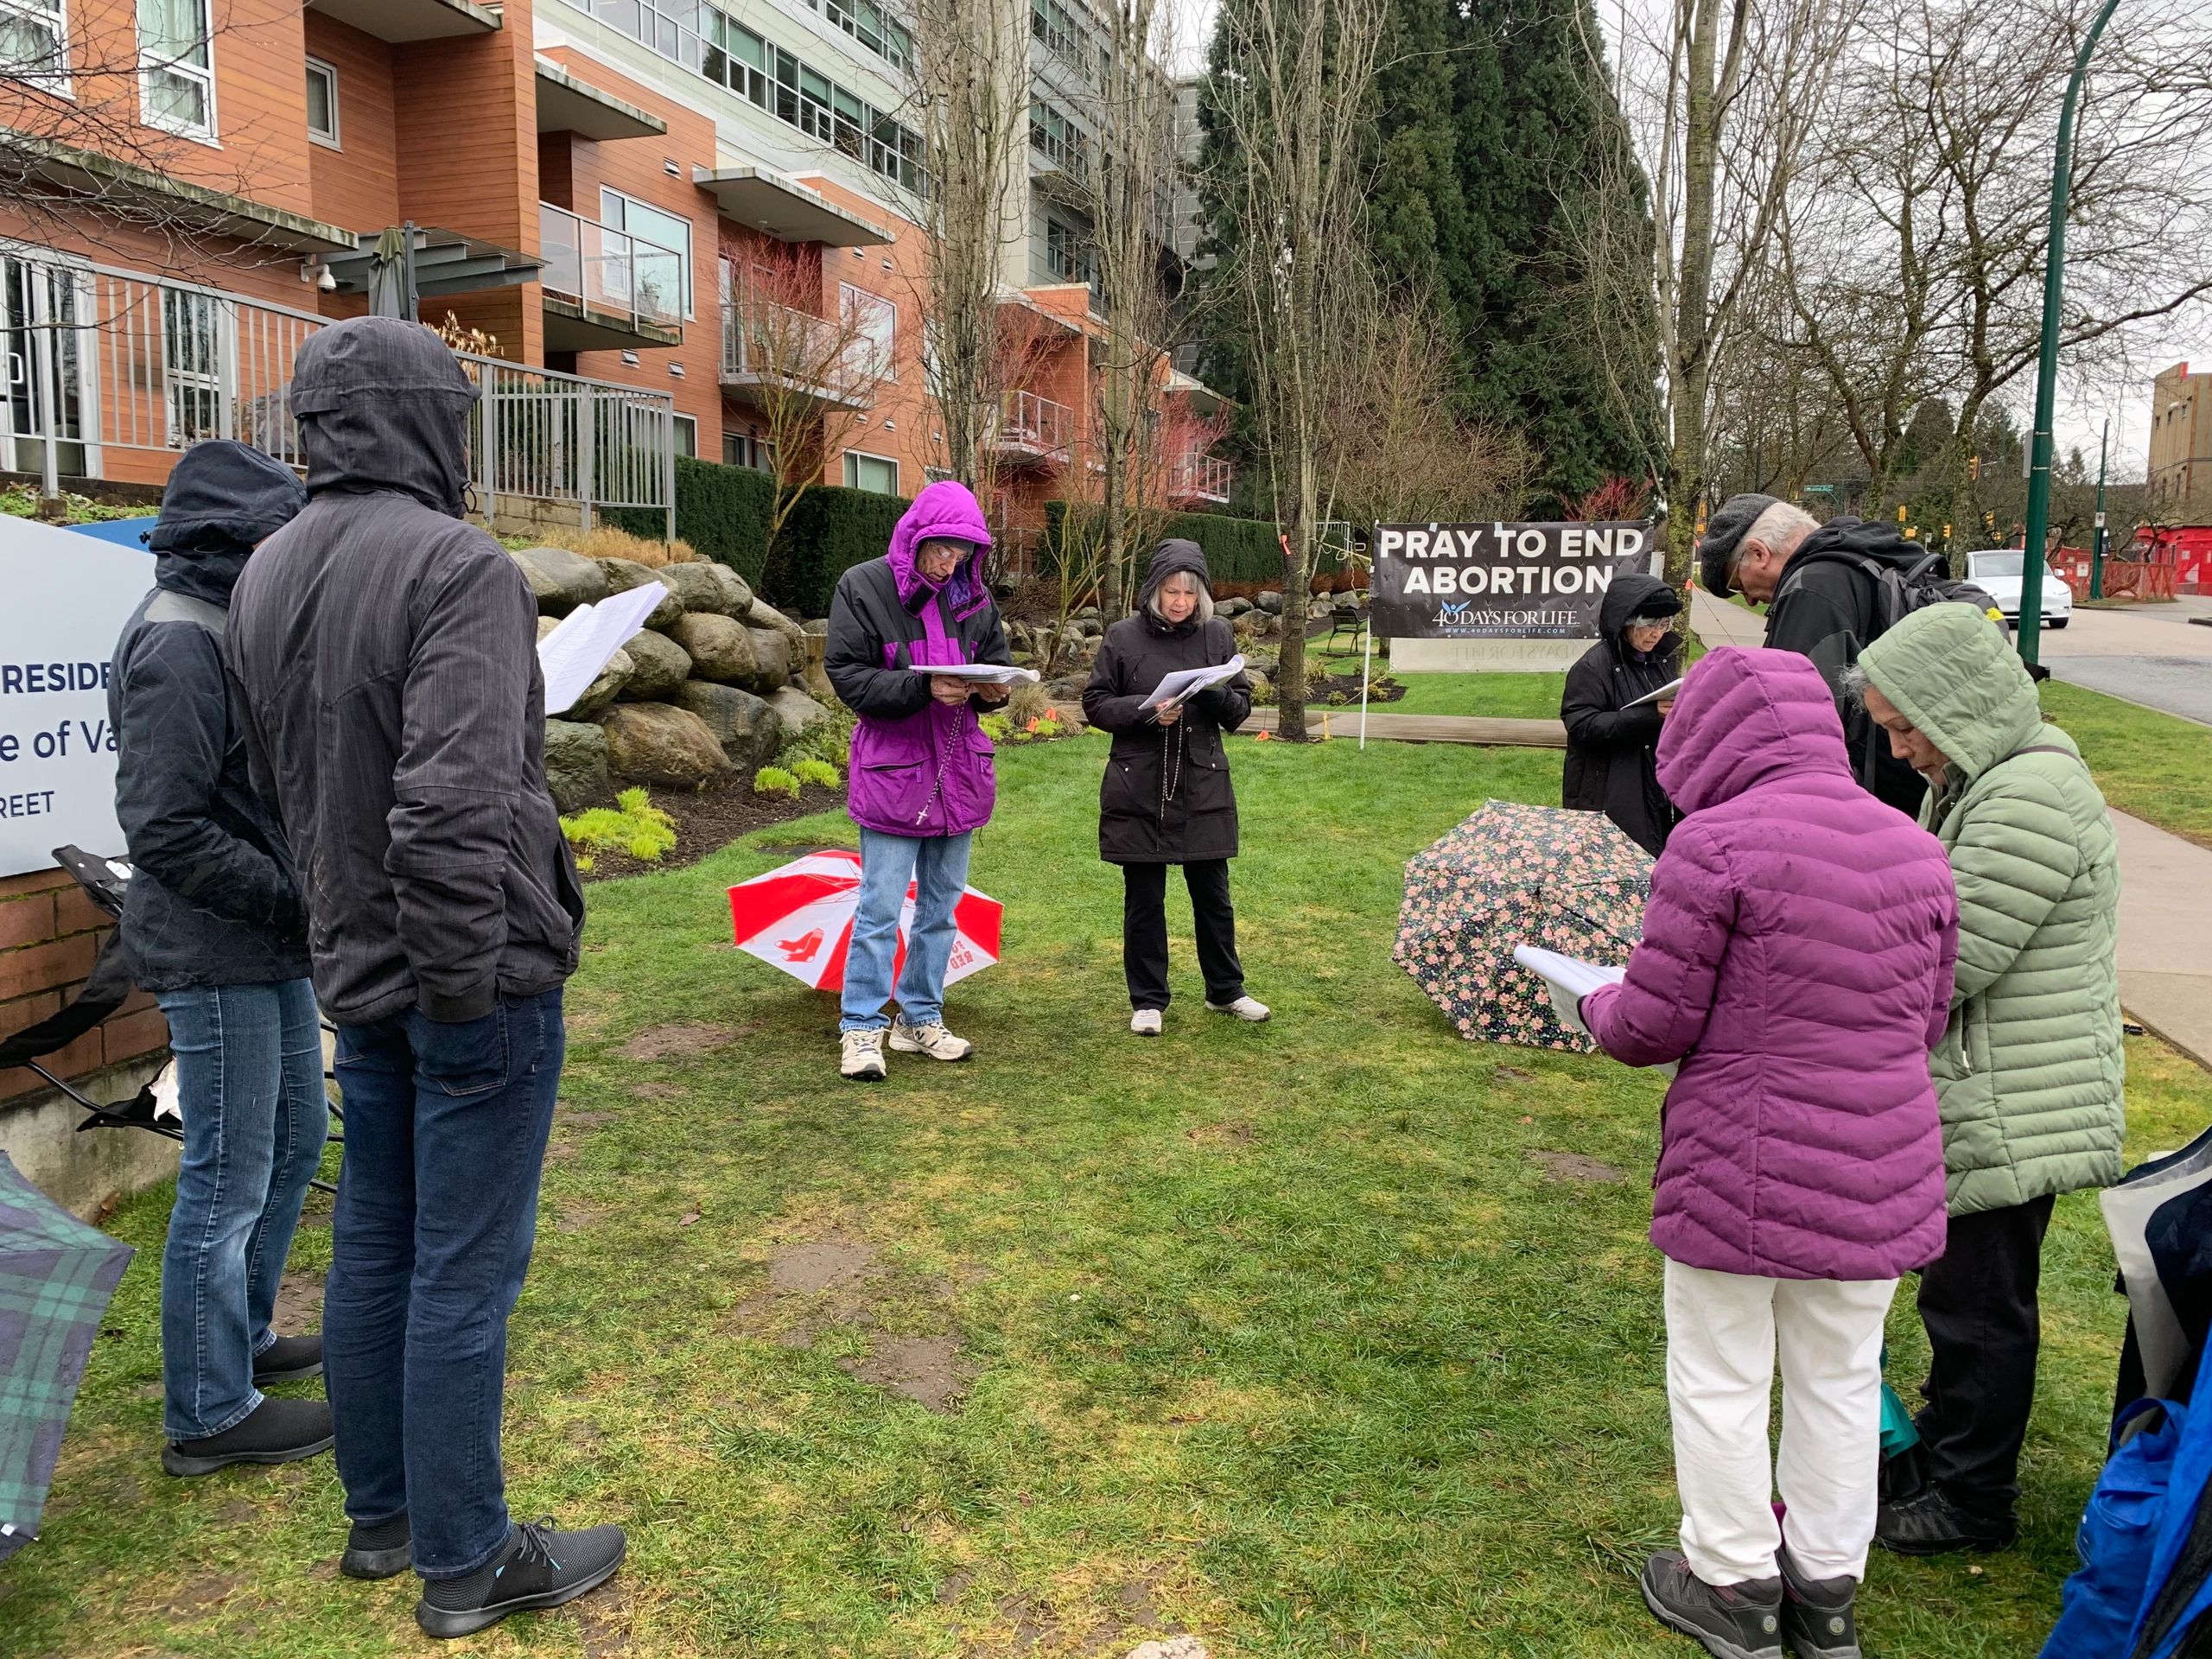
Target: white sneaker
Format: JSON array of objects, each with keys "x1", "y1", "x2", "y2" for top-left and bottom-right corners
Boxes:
[
  {"x1": 888, "y1": 1018, "x2": 974, "y2": 1062},
  {"x1": 1207, "y1": 995, "x2": 1271, "y2": 1023},
  {"x1": 840, "y1": 1028, "x2": 887, "y2": 1081},
  {"x1": 1130, "y1": 1008, "x2": 1163, "y2": 1037}
]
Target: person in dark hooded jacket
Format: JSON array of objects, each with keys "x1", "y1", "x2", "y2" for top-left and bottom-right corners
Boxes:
[
  {"x1": 110, "y1": 440, "x2": 331, "y2": 1480},
  {"x1": 1083, "y1": 541, "x2": 1267, "y2": 1034},
  {"x1": 227, "y1": 319, "x2": 617, "y2": 1636},
  {"x1": 1560, "y1": 574, "x2": 1681, "y2": 855}
]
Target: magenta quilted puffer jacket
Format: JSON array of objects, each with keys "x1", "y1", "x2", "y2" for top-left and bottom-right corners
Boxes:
[{"x1": 1581, "y1": 647, "x2": 1958, "y2": 1281}]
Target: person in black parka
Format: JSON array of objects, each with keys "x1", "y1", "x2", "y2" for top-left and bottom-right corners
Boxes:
[
  {"x1": 1559, "y1": 572, "x2": 1682, "y2": 856},
  {"x1": 1083, "y1": 541, "x2": 1268, "y2": 1034}
]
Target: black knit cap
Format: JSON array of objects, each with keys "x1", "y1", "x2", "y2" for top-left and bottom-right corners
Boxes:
[{"x1": 1697, "y1": 492, "x2": 1779, "y2": 599}]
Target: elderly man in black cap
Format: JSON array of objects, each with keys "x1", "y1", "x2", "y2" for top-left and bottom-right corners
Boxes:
[{"x1": 1698, "y1": 493, "x2": 1929, "y2": 816}]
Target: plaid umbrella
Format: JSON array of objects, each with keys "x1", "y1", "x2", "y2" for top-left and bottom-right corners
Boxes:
[
  {"x1": 1394, "y1": 799, "x2": 1653, "y2": 1051},
  {"x1": 0, "y1": 1153, "x2": 132, "y2": 1561}
]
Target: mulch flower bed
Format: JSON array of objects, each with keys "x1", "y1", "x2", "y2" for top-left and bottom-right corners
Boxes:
[{"x1": 576, "y1": 780, "x2": 847, "y2": 880}]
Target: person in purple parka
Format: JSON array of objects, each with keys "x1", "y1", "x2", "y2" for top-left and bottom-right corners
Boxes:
[
  {"x1": 1578, "y1": 648, "x2": 1960, "y2": 1659},
  {"x1": 822, "y1": 480, "x2": 1014, "y2": 1081}
]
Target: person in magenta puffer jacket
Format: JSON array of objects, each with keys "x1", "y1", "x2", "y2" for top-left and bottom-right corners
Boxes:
[
  {"x1": 1579, "y1": 647, "x2": 1958, "y2": 1659},
  {"x1": 823, "y1": 480, "x2": 1014, "y2": 1081}
]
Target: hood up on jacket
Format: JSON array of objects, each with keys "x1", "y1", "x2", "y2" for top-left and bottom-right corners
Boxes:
[
  {"x1": 887, "y1": 479, "x2": 994, "y2": 618},
  {"x1": 1599, "y1": 572, "x2": 1680, "y2": 659},
  {"x1": 147, "y1": 438, "x2": 307, "y2": 607},
  {"x1": 1136, "y1": 538, "x2": 1210, "y2": 626},
  {"x1": 1656, "y1": 646, "x2": 1853, "y2": 816},
  {"x1": 1856, "y1": 602, "x2": 2044, "y2": 785},
  {"x1": 289, "y1": 316, "x2": 479, "y2": 517}
]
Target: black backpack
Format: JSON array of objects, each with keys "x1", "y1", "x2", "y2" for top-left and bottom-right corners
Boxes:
[{"x1": 1778, "y1": 546, "x2": 2005, "y2": 640}]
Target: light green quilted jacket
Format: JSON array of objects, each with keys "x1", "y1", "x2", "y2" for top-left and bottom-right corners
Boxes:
[{"x1": 1858, "y1": 606, "x2": 2126, "y2": 1217}]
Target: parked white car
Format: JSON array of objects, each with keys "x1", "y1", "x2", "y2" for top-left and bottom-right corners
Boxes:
[{"x1": 1963, "y1": 549, "x2": 2073, "y2": 628}]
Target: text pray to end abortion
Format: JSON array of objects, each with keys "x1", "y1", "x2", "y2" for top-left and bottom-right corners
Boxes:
[{"x1": 1378, "y1": 521, "x2": 1649, "y2": 598}]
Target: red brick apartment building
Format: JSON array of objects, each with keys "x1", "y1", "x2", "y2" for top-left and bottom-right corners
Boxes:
[{"x1": 0, "y1": 0, "x2": 1226, "y2": 1204}]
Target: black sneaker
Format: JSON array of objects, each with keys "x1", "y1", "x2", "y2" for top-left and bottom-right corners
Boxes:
[
  {"x1": 416, "y1": 1516, "x2": 626, "y2": 1639},
  {"x1": 1875, "y1": 1485, "x2": 2017, "y2": 1556},
  {"x1": 252, "y1": 1333, "x2": 323, "y2": 1385},
  {"x1": 1639, "y1": 1551, "x2": 1784, "y2": 1659},
  {"x1": 341, "y1": 1514, "x2": 412, "y2": 1580},
  {"x1": 163, "y1": 1396, "x2": 334, "y2": 1477},
  {"x1": 1778, "y1": 1549, "x2": 1860, "y2": 1658}
]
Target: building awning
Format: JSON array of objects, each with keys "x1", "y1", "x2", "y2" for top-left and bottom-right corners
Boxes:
[
  {"x1": 693, "y1": 168, "x2": 891, "y2": 249},
  {"x1": 1167, "y1": 368, "x2": 1227, "y2": 412},
  {"x1": 536, "y1": 62, "x2": 665, "y2": 141},
  {"x1": 0, "y1": 129, "x2": 357, "y2": 254},
  {"x1": 321, "y1": 226, "x2": 543, "y2": 300},
  {"x1": 303, "y1": 0, "x2": 499, "y2": 41}
]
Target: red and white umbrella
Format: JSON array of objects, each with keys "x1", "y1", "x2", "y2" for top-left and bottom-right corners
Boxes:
[{"x1": 727, "y1": 849, "x2": 1003, "y2": 992}]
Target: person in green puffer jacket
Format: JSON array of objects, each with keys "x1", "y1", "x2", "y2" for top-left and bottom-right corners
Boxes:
[{"x1": 1851, "y1": 602, "x2": 2126, "y2": 1559}]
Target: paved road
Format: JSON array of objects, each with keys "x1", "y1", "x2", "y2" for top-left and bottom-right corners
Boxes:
[{"x1": 2037, "y1": 597, "x2": 2212, "y2": 728}]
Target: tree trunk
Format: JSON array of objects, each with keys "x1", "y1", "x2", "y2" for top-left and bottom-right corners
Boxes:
[{"x1": 1664, "y1": 0, "x2": 1721, "y2": 594}]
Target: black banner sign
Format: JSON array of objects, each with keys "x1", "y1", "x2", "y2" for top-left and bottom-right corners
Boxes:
[{"x1": 1370, "y1": 521, "x2": 1656, "y2": 639}]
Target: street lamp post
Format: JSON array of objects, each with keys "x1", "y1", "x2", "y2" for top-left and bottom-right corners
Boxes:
[
  {"x1": 2018, "y1": 0, "x2": 2123, "y2": 664},
  {"x1": 2091, "y1": 417, "x2": 2110, "y2": 600}
]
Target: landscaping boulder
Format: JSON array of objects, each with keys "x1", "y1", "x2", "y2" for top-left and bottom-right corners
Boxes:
[
  {"x1": 673, "y1": 681, "x2": 783, "y2": 770},
  {"x1": 1046, "y1": 675, "x2": 1087, "y2": 701},
  {"x1": 596, "y1": 557, "x2": 686, "y2": 629},
  {"x1": 1255, "y1": 590, "x2": 1285, "y2": 615},
  {"x1": 1218, "y1": 596, "x2": 1252, "y2": 619},
  {"x1": 658, "y1": 557, "x2": 753, "y2": 618},
  {"x1": 511, "y1": 545, "x2": 607, "y2": 614},
  {"x1": 619, "y1": 629, "x2": 692, "y2": 702},
  {"x1": 748, "y1": 627, "x2": 794, "y2": 690},
  {"x1": 1074, "y1": 605, "x2": 1102, "y2": 622},
  {"x1": 543, "y1": 719, "x2": 612, "y2": 813},
  {"x1": 746, "y1": 595, "x2": 805, "y2": 651},
  {"x1": 802, "y1": 617, "x2": 829, "y2": 636},
  {"x1": 670, "y1": 612, "x2": 761, "y2": 686},
  {"x1": 767, "y1": 686, "x2": 834, "y2": 740},
  {"x1": 594, "y1": 702, "x2": 731, "y2": 788}
]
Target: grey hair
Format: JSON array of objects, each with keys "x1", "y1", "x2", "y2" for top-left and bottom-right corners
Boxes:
[
  {"x1": 1838, "y1": 662, "x2": 1872, "y2": 709},
  {"x1": 1745, "y1": 500, "x2": 1820, "y2": 558},
  {"x1": 1147, "y1": 569, "x2": 1215, "y2": 625}
]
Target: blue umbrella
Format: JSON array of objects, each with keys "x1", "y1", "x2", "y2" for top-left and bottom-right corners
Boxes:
[
  {"x1": 0, "y1": 1152, "x2": 133, "y2": 1560},
  {"x1": 62, "y1": 517, "x2": 156, "y2": 550}
]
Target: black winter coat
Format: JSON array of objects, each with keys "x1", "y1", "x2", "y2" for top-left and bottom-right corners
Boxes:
[
  {"x1": 1560, "y1": 573, "x2": 1681, "y2": 856},
  {"x1": 110, "y1": 442, "x2": 309, "y2": 991},
  {"x1": 1764, "y1": 517, "x2": 1928, "y2": 818},
  {"x1": 1082, "y1": 541, "x2": 1253, "y2": 865}
]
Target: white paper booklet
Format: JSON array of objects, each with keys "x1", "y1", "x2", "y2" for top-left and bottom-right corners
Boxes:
[
  {"x1": 1623, "y1": 677, "x2": 1686, "y2": 710},
  {"x1": 1512, "y1": 944, "x2": 1678, "y2": 1077},
  {"x1": 910, "y1": 662, "x2": 1042, "y2": 684},
  {"x1": 1143, "y1": 655, "x2": 1247, "y2": 710},
  {"x1": 540, "y1": 582, "x2": 669, "y2": 715}
]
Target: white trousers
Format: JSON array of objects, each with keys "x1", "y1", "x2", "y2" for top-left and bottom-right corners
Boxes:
[{"x1": 1663, "y1": 1258, "x2": 1897, "y2": 1586}]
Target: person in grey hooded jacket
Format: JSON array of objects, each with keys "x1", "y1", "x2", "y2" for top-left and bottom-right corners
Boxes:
[
  {"x1": 227, "y1": 319, "x2": 618, "y2": 1637},
  {"x1": 111, "y1": 439, "x2": 332, "y2": 1480}
]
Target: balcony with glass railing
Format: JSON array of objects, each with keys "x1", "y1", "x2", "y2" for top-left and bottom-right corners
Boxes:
[
  {"x1": 719, "y1": 300, "x2": 872, "y2": 410},
  {"x1": 992, "y1": 390, "x2": 1073, "y2": 463},
  {"x1": 1169, "y1": 451, "x2": 1233, "y2": 504},
  {"x1": 538, "y1": 201, "x2": 684, "y2": 351}
]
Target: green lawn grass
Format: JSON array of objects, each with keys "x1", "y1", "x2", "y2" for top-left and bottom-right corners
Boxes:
[
  {"x1": 1310, "y1": 651, "x2": 1567, "y2": 720},
  {"x1": 10, "y1": 734, "x2": 2209, "y2": 1657},
  {"x1": 2040, "y1": 680, "x2": 2212, "y2": 849}
]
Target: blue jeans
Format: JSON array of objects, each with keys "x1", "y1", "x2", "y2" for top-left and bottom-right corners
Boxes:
[
  {"x1": 157, "y1": 979, "x2": 328, "y2": 1443},
  {"x1": 838, "y1": 829, "x2": 973, "y2": 1032},
  {"x1": 326, "y1": 989, "x2": 563, "y2": 1580}
]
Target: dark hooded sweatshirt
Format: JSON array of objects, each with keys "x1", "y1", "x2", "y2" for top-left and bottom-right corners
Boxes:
[
  {"x1": 109, "y1": 439, "x2": 310, "y2": 990},
  {"x1": 1763, "y1": 516, "x2": 1928, "y2": 818},
  {"x1": 1082, "y1": 540, "x2": 1254, "y2": 864},
  {"x1": 226, "y1": 318, "x2": 582, "y2": 1026},
  {"x1": 1559, "y1": 572, "x2": 1681, "y2": 856}
]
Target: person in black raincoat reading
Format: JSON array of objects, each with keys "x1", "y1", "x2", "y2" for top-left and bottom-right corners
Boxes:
[
  {"x1": 1083, "y1": 541, "x2": 1269, "y2": 1035},
  {"x1": 1559, "y1": 572, "x2": 1682, "y2": 856}
]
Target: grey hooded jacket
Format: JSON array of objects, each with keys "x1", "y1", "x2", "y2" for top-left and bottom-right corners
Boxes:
[{"x1": 226, "y1": 318, "x2": 582, "y2": 1026}]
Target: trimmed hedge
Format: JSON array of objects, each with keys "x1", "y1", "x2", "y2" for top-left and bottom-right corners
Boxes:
[
  {"x1": 606, "y1": 455, "x2": 775, "y2": 588},
  {"x1": 607, "y1": 458, "x2": 909, "y2": 618},
  {"x1": 759, "y1": 483, "x2": 911, "y2": 619},
  {"x1": 1041, "y1": 501, "x2": 1355, "y2": 598}
]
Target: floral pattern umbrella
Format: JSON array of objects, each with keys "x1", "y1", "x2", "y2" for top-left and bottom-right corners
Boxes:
[{"x1": 1393, "y1": 800, "x2": 1654, "y2": 1050}]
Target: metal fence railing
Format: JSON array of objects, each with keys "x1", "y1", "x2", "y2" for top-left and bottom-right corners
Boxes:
[
  {"x1": 995, "y1": 389, "x2": 1072, "y2": 461},
  {"x1": 1169, "y1": 451, "x2": 1231, "y2": 503},
  {"x1": 537, "y1": 203, "x2": 683, "y2": 335},
  {"x1": 3, "y1": 247, "x2": 672, "y2": 534}
]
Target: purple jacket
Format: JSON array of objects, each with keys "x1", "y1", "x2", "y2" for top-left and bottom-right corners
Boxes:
[
  {"x1": 1581, "y1": 648, "x2": 1957, "y2": 1281},
  {"x1": 824, "y1": 480, "x2": 1011, "y2": 838}
]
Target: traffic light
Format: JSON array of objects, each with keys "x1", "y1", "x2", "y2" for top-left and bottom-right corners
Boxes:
[{"x1": 1968, "y1": 455, "x2": 1982, "y2": 480}]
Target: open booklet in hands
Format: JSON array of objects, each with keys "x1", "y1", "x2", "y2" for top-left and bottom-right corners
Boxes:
[
  {"x1": 1512, "y1": 944, "x2": 1679, "y2": 1079},
  {"x1": 1142, "y1": 655, "x2": 1246, "y2": 711},
  {"x1": 910, "y1": 663, "x2": 1042, "y2": 685}
]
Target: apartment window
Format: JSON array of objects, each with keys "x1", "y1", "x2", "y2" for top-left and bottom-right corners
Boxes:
[
  {"x1": 843, "y1": 450, "x2": 898, "y2": 495},
  {"x1": 671, "y1": 413, "x2": 697, "y2": 459},
  {"x1": 840, "y1": 284, "x2": 894, "y2": 383},
  {"x1": 600, "y1": 188, "x2": 693, "y2": 318},
  {"x1": 725, "y1": 430, "x2": 773, "y2": 472},
  {"x1": 1045, "y1": 219, "x2": 1094, "y2": 288},
  {"x1": 138, "y1": 0, "x2": 215, "y2": 139},
  {"x1": 305, "y1": 57, "x2": 339, "y2": 148},
  {"x1": 0, "y1": 0, "x2": 68, "y2": 83},
  {"x1": 161, "y1": 286, "x2": 228, "y2": 447}
]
